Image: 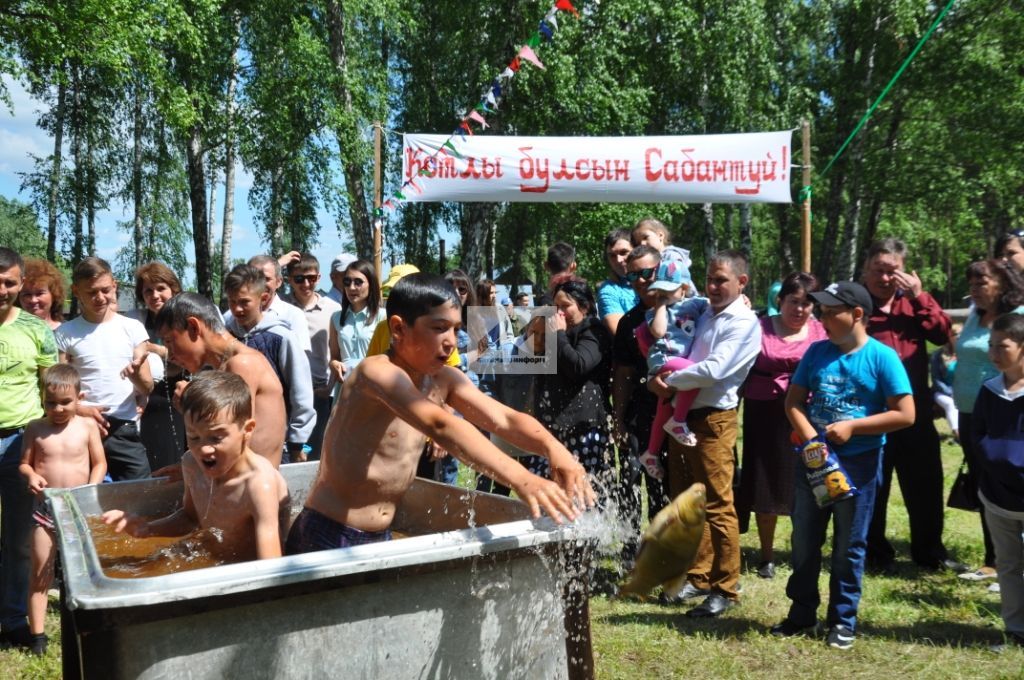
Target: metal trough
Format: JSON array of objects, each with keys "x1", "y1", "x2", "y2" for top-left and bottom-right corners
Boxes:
[{"x1": 49, "y1": 462, "x2": 594, "y2": 679}]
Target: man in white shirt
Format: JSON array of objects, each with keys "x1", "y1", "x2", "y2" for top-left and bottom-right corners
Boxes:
[
  {"x1": 654, "y1": 250, "x2": 761, "y2": 618},
  {"x1": 56, "y1": 257, "x2": 154, "y2": 480},
  {"x1": 280, "y1": 253, "x2": 341, "y2": 459}
]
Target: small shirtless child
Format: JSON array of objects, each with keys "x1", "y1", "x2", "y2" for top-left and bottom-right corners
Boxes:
[
  {"x1": 103, "y1": 371, "x2": 290, "y2": 563},
  {"x1": 19, "y1": 364, "x2": 106, "y2": 655},
  {"x1": 287, "y1": 273, "x2": 596, "y2": 553},
  {"x1": 154, "y1": 293, "x2": 287, "y2": 466}
]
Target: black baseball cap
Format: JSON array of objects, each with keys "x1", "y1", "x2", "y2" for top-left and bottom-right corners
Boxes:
[{"x1": 810, "y1": 281, "x2": 873, "y2": 315}]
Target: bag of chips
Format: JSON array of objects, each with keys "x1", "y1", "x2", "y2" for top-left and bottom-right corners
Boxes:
[{"x1": 791, "y1": 432, "x2": 858, "y2": 508}]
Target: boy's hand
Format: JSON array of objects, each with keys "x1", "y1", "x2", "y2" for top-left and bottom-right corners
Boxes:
[
  {"x1": 513, "y1": 473, "x2": 579, "y2": 524},
  {"x1": 548, "y1": 452, "x2": 598, "y2": 510},
  {"x1": 101, "y1": 510, "x2": 148, "y2": 537},
  {"x1": 172, "y1": 380, "x2": 189, "y2": 411},
  {"x1": 825, "y1": 420, "x2": 855, "y2": 446},
  {"x1": 151, "y1": 463, "x2": 184, "y2": 483},
  {"x1": 25, "y1": 472, "x2": 47, "y2": 495}
]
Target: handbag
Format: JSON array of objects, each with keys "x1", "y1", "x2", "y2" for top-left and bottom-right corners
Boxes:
[{"x1": 947, "y1": 460, "x2": 980, "y2": 512}]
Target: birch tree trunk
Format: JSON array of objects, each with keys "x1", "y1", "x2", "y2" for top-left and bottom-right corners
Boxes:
[{"x1": 46, "y1": 75, "x2": 65, "y2": 262}]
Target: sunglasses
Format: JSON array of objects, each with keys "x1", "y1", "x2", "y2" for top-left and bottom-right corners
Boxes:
[
  {"x1": 342, "y1": 277, "x2": 367, "y2": 287},
  {"x1": 626, "y1": 267, "x2": 657, "y2": 283},
  {"x1": 291, "y1": 274, "x2": 319, "y2": 284}
]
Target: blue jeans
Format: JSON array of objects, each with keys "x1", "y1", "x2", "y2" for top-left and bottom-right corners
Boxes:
[
  {"x1": 0, "y1": 431, "x2": 32, "y2": 631},
  {"x1": 786, "y1": 448, "x2": 882, "y2": 632}
]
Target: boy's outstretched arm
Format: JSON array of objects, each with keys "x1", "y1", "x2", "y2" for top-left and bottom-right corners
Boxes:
[
  {"x1": 360, "y1": 361, "x2": 582, "y2": 523},
  {"x1": 445, "y1": 367, "x2": 597, "y2": 509},
  {"x1": 103, "y1": 467, "x2": 199, "y2": 537}
]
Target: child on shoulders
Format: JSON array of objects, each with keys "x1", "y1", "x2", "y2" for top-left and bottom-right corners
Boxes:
[
  {"x1": 19, "y1": 364, "x2": 106, "y2": 656},
  {"x1": 103, "y1": 371, "x2": 290, "y2": 563}
]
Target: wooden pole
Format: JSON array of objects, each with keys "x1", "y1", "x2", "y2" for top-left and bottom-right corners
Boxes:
[
  {"x1": 373, "y1": 121, "x2": 383, "y2": 281},
  {"x1": 801, "y1": 120, "x2": 812, "y2": 273},
  {"x1": 439, "y1": 238, "x2": 446, "y2": 274}
]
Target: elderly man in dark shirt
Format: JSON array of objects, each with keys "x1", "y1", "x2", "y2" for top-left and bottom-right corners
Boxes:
[
  {"x1": 611, "y1": 245, "x2": 669, "y2": 567},
  {"x1": 861, "y1": 238, "x2": 964, "y2": 572}
]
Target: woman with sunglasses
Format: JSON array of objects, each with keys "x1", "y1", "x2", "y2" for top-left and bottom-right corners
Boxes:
[{"x1": 328, "y1": 260, "x2": 384, "y2": 400}]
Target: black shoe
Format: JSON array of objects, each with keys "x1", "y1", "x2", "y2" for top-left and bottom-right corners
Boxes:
[
  {"x1": 866, "y1": 559, "x2": 897, "y2": 576},
  {"x1": 938, "y1": 558, "x2": 970, "y2": 574},
  {"x1": 0, "y1": 626, "x2": 33, "y2": 649},
  {"x1": 687, "y1": 592, "x2": 736, "y2": 618},
  {"x1": 28, "y1": 633, "x2": 47, "y2": 656},
  {"x1": 826, "y1": 624, "x2": 855, "y2": 650},
  {"x1": 990, "y1": 631, "x2": 1024, "y2": 653},
  {"x1": 770, "y1": 619, "x2": 821, "y2": 637},
  {"x1": 756, "y1": 561, "x2": 776, "y2": 579},
  {"x1": 660, "y1": 583, "x2": 710, "y2": 605}
]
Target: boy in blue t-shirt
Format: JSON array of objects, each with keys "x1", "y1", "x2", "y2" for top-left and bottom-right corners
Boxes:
[{"x1": 772, "y1": 281, "x2": 914, "y2": 650}]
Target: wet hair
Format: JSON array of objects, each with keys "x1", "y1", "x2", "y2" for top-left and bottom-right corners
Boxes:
[
  {"x1": 224, "y1": 264, "x2": 267, "y2": 295},
  {"x1": 288, "y1": 252, "x2": 320, "y2": 275},
  {"x1": 604, "y1": 228, "x2": 632, "y2": 252},
  {"x1": 993, "y1": 312, "x2": 1024, "y2": 345},
  {"x1": 155, "y1": 292, "x2": 227, "y2": 333},
  {"x1": 631, "y1": 217, "x2": 672, "y2": 246},
  {"x1": 515, "y1": 292, "x2": 530, "y2": 303},
  {"x1": 967, "y1": 259, "x2": 1024, "y2": 315},
  {"x1": 0, "y1": 247, "x2": 24, "y2": 274},
  {"x1": 994, "y1": 230, "x2": 1024, "y2": 259},
  {"x1": 553, "y1": 276, "x2": 596, "y2": 317},
  {"x1": 626, "y1": 245, "x2": 661, "y2": 265},
  {"x1": 134, "y1": 262, "x2": 182, "y2": 304},
  {"x1": 444, "y1": 269, "x2": 476, "y2": 325},
  {"x1": 43, "y1": 363, "x2": 81, "y2": 394},
  {"x1": 864, "y1": 238, "x2": 908, "y2": 264},
  {"x1": 72, "y1": 256, "x2": 113, "y2": 285},
  {"x1": 21, "y1": 258, "x2": 66, "y2": 322},
  {"x1": 341, "y1": 259, "x2": 381, "y2": 326},
  {"x1": 778, "y1": 271, "x2": 820, "y2": 304},
  {"x1": 545, "y1": 242, "x2": 576, "y2": 275},
  {"x1": 386, "y1": 272, "x2": 461, "y2": 325},
  {"x1": 709, "y1": 249, "x2": 749, "y2": 278},
  {"x1": 248, "y1": 254, "x2": 281, "y2": 278},
  {"x1": 181, "y1": 371, "x2": 252, "y2": 425}
]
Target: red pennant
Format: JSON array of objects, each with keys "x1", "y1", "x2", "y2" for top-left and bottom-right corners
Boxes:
[
  {"x1": 556, "y1": 0, "x2": 579, "y2": 17},
  {"x1": 460, "y1": 121, "x2": 474, "y2": 136},
  {"x1": 509, "y1": 56, "x2": 521, "y2": 72}
]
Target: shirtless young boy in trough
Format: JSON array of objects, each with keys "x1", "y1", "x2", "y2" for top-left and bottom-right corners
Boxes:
[
  {"x1": 153, "y1": 293, "x2": 287, "y2": 467},
  {"x1": 19, "y1": 364, "x2": 106, "y2": 655},
  {"x1": 287, "y1": 273, "x2": 596, "y2": 553},
  {"x1": 103, "y1": 371, "x2": 290, "y2": 561}
]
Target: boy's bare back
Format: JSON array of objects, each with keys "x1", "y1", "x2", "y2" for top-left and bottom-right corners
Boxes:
[
  {"x1": 23, "y1": 415, "x2": 103, "y2": 490},
  {"x1": 182, "y1": 450, "x2": 290, "y2": 561},
  {"x1": 223, "y1": 347, "x2": 286, "y2": 466}
]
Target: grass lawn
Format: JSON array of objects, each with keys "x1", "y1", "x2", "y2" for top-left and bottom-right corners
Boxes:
[{"x1": 3, "y1": 420, "x2": 1021, "y2": 678}]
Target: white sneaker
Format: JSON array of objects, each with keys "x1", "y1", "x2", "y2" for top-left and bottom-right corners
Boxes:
[
  {"x1": 959, "y1": 567, "x2": 998, "y2": 581},
  {"x1": 988, "y1": 582, "x2": 1001, "y2": 594},
  {"x1": 664, "y1": 419, "x2": 698, "y2": 447}
]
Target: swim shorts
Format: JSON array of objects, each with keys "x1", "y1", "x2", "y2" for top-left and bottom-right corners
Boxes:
[
  {"x1": 32, "y1": 500, "x2": 54, "y2": 531},
  {"x1": 284, "y1": 507, "x2": 392, "y2": 555}
]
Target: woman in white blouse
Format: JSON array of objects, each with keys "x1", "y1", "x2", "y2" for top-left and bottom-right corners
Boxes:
[{"x1": 328, "y1": 260, "x2": 385, "y2": 399}]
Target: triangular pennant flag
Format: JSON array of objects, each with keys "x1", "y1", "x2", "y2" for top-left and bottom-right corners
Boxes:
[
  {"x1": 407, "y1": 179, "x2": 423, "y2": 195},
  {"x1": 518, "y1": 44, "x2": 546, "y2": 70},
  {"x1": 460, "y1": 121, "x2": 474, "y2": 136},
  {"x1": 509, "y1": 56, "x2": 521, "y2": 72},
  {"x1": 443, "y1": 140, "x2": 463, "y2": 159},
  {"x1": 546, "y1": 12, "x2": 559, "y2": 30},
  {"x1": 539, "y1": 21, "x2": 554, "y2": 42},
  {"x1": 394, "y1": 190, "x2": 407, "y2": 200},
  {"x1": 556, "y1": 0, "x2": 579, "y2": 17},
  {"x1": 454, "y1": 126, "x2": 467, "y2": 141},
  {"x1": 500, "y1": 66, "x2": 515, "y2": 79},
  {"x1": 419, "y1": 168, "x2": 431, "y2": 176},
  {"x1": 475, "y1": 102, "x2": 487, "y2": 112},
  {"x1": 491, "y1": 80, "x2": 502, "y2": 98},
  {"x1": 485, "y1": 90, "x2": 498, "y2": 108},
  {"x1": 468, "y1": 110, "x2": 489, "y2": 129},
  {"x1": 374, "y1": 207, "x2": 385, "y2": 217},
  {"x1": 383, "y1": 200, "x2": 393, "y2": 210},
  {"x1": 526, "y1": 33, "x2": 541, "y2": 49}
]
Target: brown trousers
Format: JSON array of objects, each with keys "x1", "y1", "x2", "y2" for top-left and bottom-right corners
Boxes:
[{"x1": 666, "y1": 407, "x2": 741, "y2": 600}]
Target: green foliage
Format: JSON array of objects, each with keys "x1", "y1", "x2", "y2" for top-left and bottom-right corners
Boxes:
[{"x1": 0, "y1": 196, "x2": 47, "y2": 257}]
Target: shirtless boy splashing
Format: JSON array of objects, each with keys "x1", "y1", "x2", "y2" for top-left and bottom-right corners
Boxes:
[{"x1": 287, "y1": 274, "x2": 596, "y2": 552}]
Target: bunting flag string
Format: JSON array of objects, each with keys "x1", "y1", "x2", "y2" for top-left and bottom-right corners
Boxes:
[{"x1": 374, "y1": 0, "x2": 582, "y2": 218}]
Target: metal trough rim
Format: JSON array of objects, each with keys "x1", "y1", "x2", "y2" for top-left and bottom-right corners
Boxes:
[{"x1": 51, "y1": 482, "x2": 588, "y2": 612}]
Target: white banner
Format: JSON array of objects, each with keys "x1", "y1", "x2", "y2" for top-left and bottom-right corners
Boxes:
[{"x1": 401, "y1": 131, "x2": 792, "y2": 204}]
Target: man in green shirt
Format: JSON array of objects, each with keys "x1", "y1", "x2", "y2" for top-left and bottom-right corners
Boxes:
[{"x1": 0, "y1": 248, "x2": 57, "y2": 648}]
